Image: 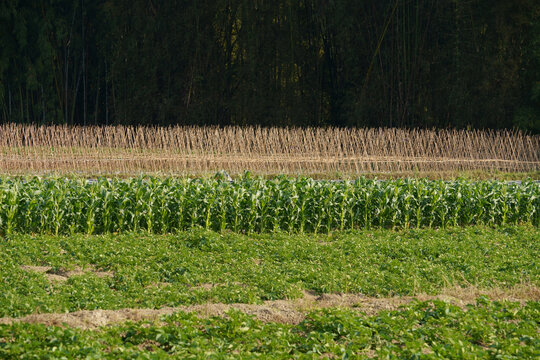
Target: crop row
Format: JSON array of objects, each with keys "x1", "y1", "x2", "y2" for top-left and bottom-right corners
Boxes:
[
  {"x1": 0, "y1": 176, "x2": 537, "y2": 234},
  {"x1": 2, "y1": 227, "x2": 538, "y2": 317},
  {"x1": 2, "y1": 301, "x2": 539, "y2": 359}
]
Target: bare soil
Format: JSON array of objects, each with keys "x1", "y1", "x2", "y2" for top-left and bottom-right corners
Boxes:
[
  {"x1": 20, "y1": 265, "x2": 113, "y2": 282},
  {"x1": 0, "y1": 285, "x2": 537, "y2": 329}
]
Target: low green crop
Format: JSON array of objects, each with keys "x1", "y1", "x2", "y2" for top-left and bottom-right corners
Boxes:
[
  {"x1": 0, "y1": 175, "x2": 537, "y2": 234},
  {"x1": 1, "y1": 300, "x2": 538, "y2": 359},
  {"x1": 1, "y1": 226, "x2": 538, "y2": 317}
]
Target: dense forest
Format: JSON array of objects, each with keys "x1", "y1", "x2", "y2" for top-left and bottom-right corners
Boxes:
[{"x1": 0, "y1": 0, "x2": 539, "y2": 131}]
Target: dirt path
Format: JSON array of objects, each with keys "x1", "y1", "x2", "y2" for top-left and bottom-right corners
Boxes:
[{"x1": 1, "y1": 285, "x2": 537, "y2": 329}]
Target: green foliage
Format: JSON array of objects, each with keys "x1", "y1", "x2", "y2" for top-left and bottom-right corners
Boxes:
[
  {"x1": 1, "y1": 0, "x2": 539, "y2": 130},
  {"x1": 0, "y1": 176, "x2": 537, "y2": 235},
  {"x1": 0, "y1": 226, "x2": 538, "y2": 317},
  {"x1": 1, "y1": 300, "x2": 538, "y2": 358}
]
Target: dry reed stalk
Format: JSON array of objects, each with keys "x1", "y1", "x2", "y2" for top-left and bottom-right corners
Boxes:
[{"x1": 0, "y1": 124, "x2": 538, "y2": 176}]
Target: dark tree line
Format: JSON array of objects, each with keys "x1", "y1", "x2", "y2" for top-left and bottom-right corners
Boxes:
[{"x1": 1, "y1": 0, "x2": 539, "y2": 131}]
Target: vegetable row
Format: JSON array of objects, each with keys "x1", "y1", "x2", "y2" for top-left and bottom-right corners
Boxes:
[{"x1": 0, "y1": 176, "x2": 537, "y2": 234}]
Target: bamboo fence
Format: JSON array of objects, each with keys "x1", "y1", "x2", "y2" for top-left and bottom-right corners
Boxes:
[{"x1": 0, "y1": 124, "x2": 538, "y2": 176}]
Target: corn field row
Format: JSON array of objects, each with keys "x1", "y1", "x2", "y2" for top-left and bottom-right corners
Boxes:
[
  {"x1": 0, "y1": 124, "x2": 538, "y2": 175},
  {"x1": 0, "y1": 176, "x2": 537, "y2": 235}
]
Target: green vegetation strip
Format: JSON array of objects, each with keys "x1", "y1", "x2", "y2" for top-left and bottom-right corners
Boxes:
[
  {"x1": 1, "y1": 301, "x2": 538, "y2": 359},
  {"x1": 0, "y1": 176, "x2": 538, "y2": 235},
  {"x1": 1, "y1": 226, "x2": 538, "y2": 318}
]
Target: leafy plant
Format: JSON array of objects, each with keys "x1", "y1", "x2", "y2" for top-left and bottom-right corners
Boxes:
[
  {"x1": 0, "y1": 300, "x2": 538, "y2": 358},
  {"x1": 0, "y1": 176, "x2": 537, "y2": 235},
  {"x1": 0, "y1": 226, "x2": 538, "y2": 317}
]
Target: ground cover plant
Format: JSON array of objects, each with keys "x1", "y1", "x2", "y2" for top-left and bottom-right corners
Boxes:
[
  {"x1": 0, "y1": 176, "x2": 538, "y2": 235},
  {"x1": 1, "y1": 299, "x2": 539, "y2": 359},
  {"x1": 0, "y1": 226, "x2": 537, "y2": 318}
]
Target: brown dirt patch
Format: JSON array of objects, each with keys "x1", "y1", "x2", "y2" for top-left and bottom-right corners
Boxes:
[
  {"x1": 1, "y1": 284, "x2": 537, "y2": 329},
  {"x1": 189, "y1": 283, "x2": 216, "y2": 291},
  {"x1": 429, "y1": 284, "x2": 540, "y2": 304},
  {"x1": 0, "y1": 308, "x2": 177, "y2": 329},
  {"x1": 20, "y1": 265, "x2": 113, "y2": 282}
]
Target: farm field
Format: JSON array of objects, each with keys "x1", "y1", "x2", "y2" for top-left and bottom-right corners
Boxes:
[
  {"x1": 0, "y1": 226, "x2": 539, "y2": 358},
  {"x1": 0, "y1": 128, "x2": 538, "y2": 357},
  {"x1": 4, "y1": 1, "x2": 540, "y2": 356}
]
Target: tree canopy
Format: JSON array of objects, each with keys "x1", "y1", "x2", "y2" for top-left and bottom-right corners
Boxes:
[{"x1": 1, "y1": 0, "x2": 538, "y2": 131}]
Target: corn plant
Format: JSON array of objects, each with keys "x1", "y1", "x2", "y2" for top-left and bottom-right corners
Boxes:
[{"x1": 0, "y1": 176, "x2": 537, "y2": 235}]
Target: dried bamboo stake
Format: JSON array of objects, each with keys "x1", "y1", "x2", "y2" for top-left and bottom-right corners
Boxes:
[{"x1": 0, "y1": 124, "x2": 538, "y2": 176}]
